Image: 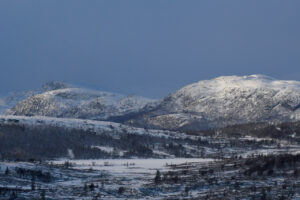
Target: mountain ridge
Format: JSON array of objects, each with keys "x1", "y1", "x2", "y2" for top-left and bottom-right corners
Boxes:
[{"x1": 4, "y1": 75, "x2": 300, "y2": 131}]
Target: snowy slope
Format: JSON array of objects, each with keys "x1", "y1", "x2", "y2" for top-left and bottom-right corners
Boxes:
[
  {"x1": 0, "y1": 81, "x2": 70, "y2": 114},
  {"x1": 0, "y1": 115, "x2": 191, "y2": 139},
  {"x1": 125, "y1": 75, "x2": 300, "y2": 130},
  {"x1": 9, "y1": 84, "x2": 156, "y2": 120},
  {"x1": 0, "y1": 90, "x2": 37, "y2": 114}
]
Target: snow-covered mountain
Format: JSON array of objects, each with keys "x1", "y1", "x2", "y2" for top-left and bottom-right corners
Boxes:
[
  {"x1": 0, "y1": 81, "x2": 71, "y2": 114},
  {"x1": 6, "y1": 75, "x2": 300, "y2": 131},
  {"x1": 9, "y1": 82, "x2": 156, "y2": 120},
  {"x1": 0, "y1": 91, "x2": 37, "y2": 114},
  {"x1": 123, "y1": 75, "x2": 300, "y2": 130}
]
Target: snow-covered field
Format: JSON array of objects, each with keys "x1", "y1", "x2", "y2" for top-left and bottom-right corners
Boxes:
[
  {"x1": 51, "y1": 158, "x2": 215, "y2": 191},
  {"x1": 52, "y1": 158, "x2": 214, "y2": 174},
  {"x1": 2, "y1": 154, "x2": 300, "y2": 199},
  {"x1": 0, "y1": 158, "x2": 215, "y2": 199}
]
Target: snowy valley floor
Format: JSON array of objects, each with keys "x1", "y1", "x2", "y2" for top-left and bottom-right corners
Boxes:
[{"x1": 1, "y1": 154, "x2": 300, "y2": 200}]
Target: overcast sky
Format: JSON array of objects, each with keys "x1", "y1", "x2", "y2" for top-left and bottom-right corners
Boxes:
[{"x1": 0, "y1": 1, "x2": 299, "y2": 98}]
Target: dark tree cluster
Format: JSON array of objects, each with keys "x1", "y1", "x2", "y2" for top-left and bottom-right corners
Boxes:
[
  {"x1": 244, "y1": 154, "x2": 300, "y2": 176},
  {"x1": 15, "y1": 167, "x2": 52, "y2": 182}
]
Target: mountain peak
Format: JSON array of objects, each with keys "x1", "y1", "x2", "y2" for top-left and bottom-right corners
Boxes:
[
  {"x1": 41, "y1": 81, "x2": 71, "y2": 92},
  {"x1": 181, "y1": 75, "x2": 300, "y2": 97},
  {"x1": 213, "y1": 74, "x2": 275, "y2": 82}
]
